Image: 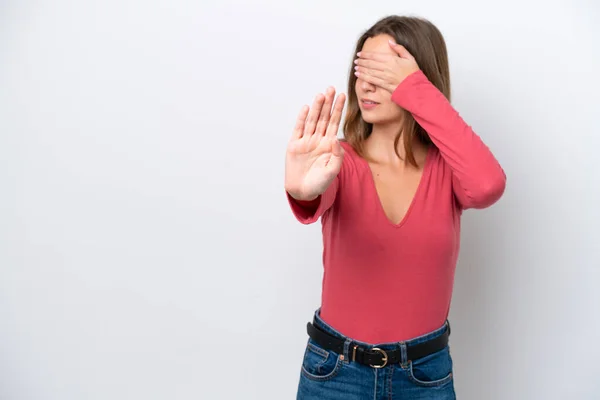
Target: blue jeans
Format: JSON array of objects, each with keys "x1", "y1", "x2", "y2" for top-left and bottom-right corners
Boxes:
[{"x1": 297, "y1": 309, "x2": 456, "y2": 399}]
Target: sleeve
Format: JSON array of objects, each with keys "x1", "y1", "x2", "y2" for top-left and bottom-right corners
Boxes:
[
  {"x1": 391, "y1": 70, "x2": 506, "y2": 210},
  {"x1": 286, "y1": 176, "x2": 339, "y2": 224}
]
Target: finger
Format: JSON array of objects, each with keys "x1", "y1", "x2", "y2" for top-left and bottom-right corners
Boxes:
[
  {"x1": 353, "y1": 58, "x2": 386, "y2": 71},
  {"x1": 354, "y1": 70, "x2": 386, "y2": 88},
  {"x1": 315, "y1": 87, "x2": 335, "y2": 136},
  {"x1": 303, "y1": 93, "x2": 325, "y2": 138},
  {"x1": 388, "y1": 42, "x2": 415, "y2": 61},
  {"x1": 356, "y1": 51, "x2": 394, "y2": 62},
  {"x1": 292, "y1": 105, "x2": 309, "y2": 139},
  {"x1": 325, "y1": 93, "x2": 346, "y2": 138},
  {"x1": 355, "y1": 66, "x2": 385, "y2": 80}
]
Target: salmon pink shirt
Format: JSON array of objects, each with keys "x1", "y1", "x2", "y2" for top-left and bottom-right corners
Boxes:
[{"x1": 287, "y1": 70, "x2": 506, "y2": 344}]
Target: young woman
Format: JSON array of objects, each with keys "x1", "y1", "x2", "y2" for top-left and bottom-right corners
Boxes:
[{"x1": 284, "y1": 15, "x2": 506, "y2": 399}]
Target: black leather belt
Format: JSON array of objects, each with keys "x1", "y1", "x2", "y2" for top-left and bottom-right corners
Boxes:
[{"x1": 306, "y1": 321, "x2": 450, "y2": 369}]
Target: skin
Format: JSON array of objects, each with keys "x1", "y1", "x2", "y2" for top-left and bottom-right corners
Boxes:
[
  {"x1": 354, "y1": 33, "x2": 424, "y2": 165},
  {"x1": 353, "y1": 34, "x2": 429, "y2": 224},
  {"x1": 284, "y1": 88, "x2": 346, "y2": 201},
  {"x1": 285, "y1": 33, "x2": 428, "y2": 222}
]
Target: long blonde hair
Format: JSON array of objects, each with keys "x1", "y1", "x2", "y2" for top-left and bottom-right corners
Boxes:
[{"x1": 342, "y1": 15, "x2": 451, "y2": 167}]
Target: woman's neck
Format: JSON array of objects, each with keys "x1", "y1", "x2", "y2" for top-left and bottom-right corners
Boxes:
[{"x1": 365, "y1": 127, "x2": 428, "y2": 167}]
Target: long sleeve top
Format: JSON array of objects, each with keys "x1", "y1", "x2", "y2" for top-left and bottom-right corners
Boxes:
[{"x1": 287, "y1": 70, "x2": 506, "y2": 343}]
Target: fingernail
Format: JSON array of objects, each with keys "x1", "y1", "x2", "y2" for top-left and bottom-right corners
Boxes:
[
  {"x1": 356, "y1": 52, "x2": 361, "y2": 56},
  {"x1": 388, "y1": 39, "x2": 396, "y2": 45}
]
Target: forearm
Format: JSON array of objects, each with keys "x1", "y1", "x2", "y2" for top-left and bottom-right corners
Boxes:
[{"x1": 392, "y1": 70, "x2": 506, "y2": 208}]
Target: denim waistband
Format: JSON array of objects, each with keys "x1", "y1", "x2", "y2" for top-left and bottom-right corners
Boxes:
[{"x1": 312, "y1": 307, "x2": 450, "y2": 351}]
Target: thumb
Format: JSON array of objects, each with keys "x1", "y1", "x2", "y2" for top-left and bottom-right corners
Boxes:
[
  {"x1": 388, "y1": 39, "x2": 414, "y2": 60},
  {"x1": 331, "y1": 137, "x2": 343, "y2": 158},
  {"x1": 326, "y1": 137, "x2": 344, "y2": 173}
]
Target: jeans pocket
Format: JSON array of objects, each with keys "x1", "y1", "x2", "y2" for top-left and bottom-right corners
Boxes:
[
  {"x1": 300, "y1": 339, "x2": 343, "y2": 381},
  {"x1": 407, "y1": 346, "x2": 454, "y2": 387}
]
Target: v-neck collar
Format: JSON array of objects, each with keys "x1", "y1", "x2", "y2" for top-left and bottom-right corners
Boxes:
[{"x1": 359, "y1": 145, "x2": 433, "y2": 228}]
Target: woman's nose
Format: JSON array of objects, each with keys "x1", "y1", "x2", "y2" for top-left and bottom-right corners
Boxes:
[{"x1": 359, "y1": 78, "x2": 375, "y2": 92}]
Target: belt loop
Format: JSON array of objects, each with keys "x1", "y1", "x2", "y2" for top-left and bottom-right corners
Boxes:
[
  {"x1": 399, "y1": 342, "x2": 408, "y2": 367},
  {"x1": 342, "y1": 338, "x2": 352, "y2": 363}
]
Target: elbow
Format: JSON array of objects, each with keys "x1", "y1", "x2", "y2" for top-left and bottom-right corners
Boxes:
[
  {"x1": 464, "y1": 171, "x2": 507, "y2": 209},
  {"x1": 472, "y1": 172, "x2": 506, "y2": 209}
]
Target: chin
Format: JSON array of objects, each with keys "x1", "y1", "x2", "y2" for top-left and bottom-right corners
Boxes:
[
  {"x1": 361, "y1": 116, "x2": 378, "y2": 124},
  {"x1": 360, "y1": 108, "x2": 402, "y2": 125},
  {"x1": 360, "y1": 112, "x2": 388, "y2": 125}
]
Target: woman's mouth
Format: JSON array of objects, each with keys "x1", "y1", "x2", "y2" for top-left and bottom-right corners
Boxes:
[{"x1": 361, "y1": 99, "x2": 379, "y2": 110}]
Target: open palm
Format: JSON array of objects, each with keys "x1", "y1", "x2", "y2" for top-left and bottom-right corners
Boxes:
[{"x1": 285, "y1": 87, "x2": 346, "y2": 201}]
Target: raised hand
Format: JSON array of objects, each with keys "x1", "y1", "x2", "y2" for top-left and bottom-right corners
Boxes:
[
  {"x1": 285, "y1": 87, "x2": 346, "y2": 201},
  {"x1": 353, "y1": 40, "x2": 420, "y2": 93}
]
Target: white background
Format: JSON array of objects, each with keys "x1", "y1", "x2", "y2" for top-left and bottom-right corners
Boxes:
[{"x1": 1, "y1": 0, "x2": 599, "y2": 399}]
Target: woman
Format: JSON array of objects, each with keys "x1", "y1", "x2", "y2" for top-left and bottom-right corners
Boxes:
[{"x1": 284, "y1": 15, "x2": 506, "y2": 399}]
